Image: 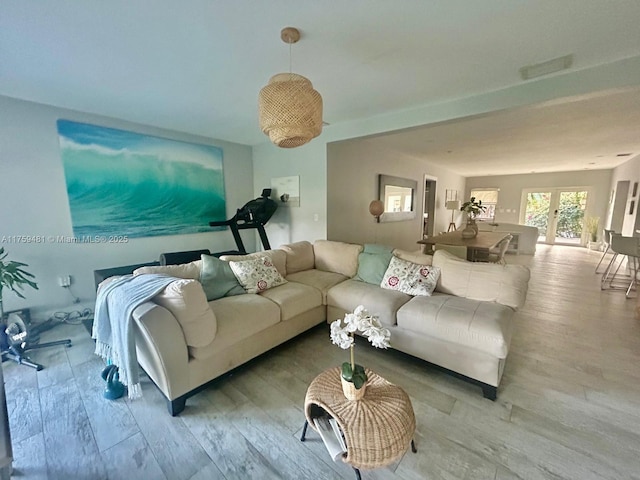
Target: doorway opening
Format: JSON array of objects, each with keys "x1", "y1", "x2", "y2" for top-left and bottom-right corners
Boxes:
[
  {"x1": 521, "y1": 188, "x2": 590, "y2": 245},
  {"x1": 422, "y1": 175, "x2": 437, "y2": 238}
]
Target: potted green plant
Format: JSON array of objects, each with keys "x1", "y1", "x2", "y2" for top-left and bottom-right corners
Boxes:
[
  {"x1": 460, "y1": 197, "x2": 487, "y2": 238},
  {"x1": 0, "y1": 247, "x2": 38, "y2": 323},
  {"x1": 585, "y1": 217, "x2": 601, "y2": 250},
  {"x1": 330, "y1": 305, "x2": 390, "y2": 400}
]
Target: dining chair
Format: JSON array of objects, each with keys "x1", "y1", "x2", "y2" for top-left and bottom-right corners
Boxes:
[
  {"x1": 600, "y1": 234, "x2": 639, "y2": 298},
  {"x1": 594, "y1": 229, "x2": 615, "y2": 274},
  {"x1": 486, "y1": 235, "x2": 512, "y2": 265}
]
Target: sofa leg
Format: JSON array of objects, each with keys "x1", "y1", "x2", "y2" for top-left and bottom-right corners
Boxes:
[
  {"x1": 168, "y1": 396, "x2": 187, "y2": 416},
  {"x1": 481, "y1": 384, "x2": 497, "y2": 401}
]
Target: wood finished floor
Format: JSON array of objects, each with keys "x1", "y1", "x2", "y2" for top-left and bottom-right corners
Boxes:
[{"x1": 4, "y1": 244, "x2": 640, "y2": 480}]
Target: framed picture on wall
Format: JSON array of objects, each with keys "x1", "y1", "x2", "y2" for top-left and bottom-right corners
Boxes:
[{"x1": 57, "y1": 120, "x2": 227, "y2": 239}]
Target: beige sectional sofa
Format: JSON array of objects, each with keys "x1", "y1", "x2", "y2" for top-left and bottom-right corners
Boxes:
[{"x1": 122, "y1": 240, "x2": 530, "y2": 415}]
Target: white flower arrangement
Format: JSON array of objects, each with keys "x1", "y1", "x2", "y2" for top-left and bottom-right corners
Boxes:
[{"x1": 330, "y1": 305, "x2": 391, "y2": 389}]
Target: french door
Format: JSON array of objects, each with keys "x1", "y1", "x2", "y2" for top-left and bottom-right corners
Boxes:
[{"x1": 521, "y1": 188, "x2": 590, "y2": 245}]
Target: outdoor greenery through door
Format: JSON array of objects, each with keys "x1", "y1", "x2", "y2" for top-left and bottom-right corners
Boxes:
[{"x1": 522, "y1": 189, "x2": 589, "y2": 245}]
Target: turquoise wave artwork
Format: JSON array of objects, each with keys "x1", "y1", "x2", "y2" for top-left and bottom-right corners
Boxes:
[{"x1": 57, "y1": 120, "x2": 226, "y2": 238}]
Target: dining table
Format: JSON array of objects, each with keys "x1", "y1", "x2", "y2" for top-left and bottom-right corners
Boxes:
[{"x1": 418, "y1": 230, "x2": 511, "y2": 261}]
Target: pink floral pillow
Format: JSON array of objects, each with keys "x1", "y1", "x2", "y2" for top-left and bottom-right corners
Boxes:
[
  {"x1": 228, "y1": 256, "x2": 287, "y2": 294},
  {"x1": 380, "y1": 255, "x2": 440, "y2": 296}
]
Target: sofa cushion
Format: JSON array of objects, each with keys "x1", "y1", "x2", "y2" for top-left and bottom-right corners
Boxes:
[
  {"x1": 279, "y1": 241, "x2": 315, "y2": 274},
  {"x1": 152, "y1": 278, "x2": 217, "y2": 348},
  {"x1": 392, "y1": 249, "x2": 433, "y2": 266},
  {"x1": 229, "y1": 256, "x2": 287, "y2": 294},
  {"x1": 199, "y1": 254, "x2": 246, "y2": 300},
  {"x1": 355, "y1": 244, "x2": 394, "y2": 285},
  {"x1": 432, "y1": 250, "x2": 530, "y2": 310},
  {"x1": 134, "y1": 261, "x2": 201, "y2": 280},
  {"x1": 327, "y1": 279, "x2": 411, "y2": 327},
  {"x1": 188, "y1": 294, "x2": 281, "y2": 360},
  {"x1": 381, "y1": 255, "x2": 440, "y2": 296},
  {"x1": 259, "y1": 282, "x2": 322, "y2": 321},
  {"x1": 220, "y1": 249, "x2": 287, "y2": 277},
  {"x1": 286, "y1": 269, "x2": 348, "y2": 304},
  {"x1": 313, "y1": 240, "x2": 363, "y2": 278},
  {"x1": 396, "y1": 294, "x2": 515, "y2": 358}
]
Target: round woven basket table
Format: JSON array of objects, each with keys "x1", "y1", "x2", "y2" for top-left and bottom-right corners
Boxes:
[{"x1": 304, "y1": 367, "x2": 416, "y2": 470}]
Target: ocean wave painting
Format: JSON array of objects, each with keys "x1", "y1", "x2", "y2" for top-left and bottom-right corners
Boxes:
[{"x1": 57, "y1": 120, "x2": 226, "y2": 238}]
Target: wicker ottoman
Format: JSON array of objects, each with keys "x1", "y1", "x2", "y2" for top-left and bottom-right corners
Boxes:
[{"x1": 302, "y1": 367, "x2": 416, "y2": 477}]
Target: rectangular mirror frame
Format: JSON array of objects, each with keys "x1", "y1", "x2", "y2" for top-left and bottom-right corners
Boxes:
[{"x1": 378, "y1": 174, "x2": 418, "y2": 222}]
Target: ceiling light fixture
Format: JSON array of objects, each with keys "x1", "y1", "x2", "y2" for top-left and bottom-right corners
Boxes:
[
  {"x1": 258, "y1": 27, "x2": 323, "y2": 148},
  {"x1": 519, "y1": 54, "x2": 573, "y2": 80}
]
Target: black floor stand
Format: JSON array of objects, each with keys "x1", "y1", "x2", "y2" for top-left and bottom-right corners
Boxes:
[
  {"x1": 300, "y1": 419, "x2": 416, "y2": 480},
  {"x1": 1, "y1": 339, "x2": 72, "y2": 371}
]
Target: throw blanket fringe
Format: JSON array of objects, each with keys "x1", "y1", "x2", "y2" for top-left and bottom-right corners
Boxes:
[{"x1": 93, "y1": 273, "x2": 177, "y2": 399}]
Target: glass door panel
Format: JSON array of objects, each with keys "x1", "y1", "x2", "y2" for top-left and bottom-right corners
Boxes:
[
  {"x1": 522, "y1": 189, "x2": 589, "y2": 245},
  {"x1": 523, "y1": 192, "x2": 551, "y2": 242},
  {"x1": 554, "y1": 191, "x2": 587, "y2": 245}
]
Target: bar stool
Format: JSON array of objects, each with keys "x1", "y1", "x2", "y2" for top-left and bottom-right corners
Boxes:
[
  {"x1": 594, "y1": 229, "x2": 615, "y2": 274},
  {"x1": 600, "y1": 234, "x2": 640, "y2": 298}
]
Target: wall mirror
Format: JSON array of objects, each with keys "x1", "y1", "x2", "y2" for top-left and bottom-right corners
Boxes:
[{"x1": 378, "y1": 174, "x2": 418, "y2": 222}]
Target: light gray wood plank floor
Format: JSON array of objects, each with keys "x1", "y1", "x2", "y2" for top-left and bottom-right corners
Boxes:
[{"x1": 4, "y1": 244, "x2": 639, "y2": 479}]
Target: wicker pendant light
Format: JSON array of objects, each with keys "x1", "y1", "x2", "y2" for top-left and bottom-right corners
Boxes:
[{"x1": 259, "y1": 27, "x2": 323, "y2": 148}]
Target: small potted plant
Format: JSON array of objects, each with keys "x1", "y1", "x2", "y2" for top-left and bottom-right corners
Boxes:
[
  {"x1": 330, "y1": 305, "x2": 390, "y2": 400},
  {"x1": 460, "y1": 197, "x2": 486, "y2": 239},
  {"x1": 585, "y1": 217, "x2": 601, "y2": 250},
  {"x1": 0, "y1": 247, "x2": 38, "y2": 324}
]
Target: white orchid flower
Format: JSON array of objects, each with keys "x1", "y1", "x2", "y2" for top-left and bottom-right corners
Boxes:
[
  {"x1": 330, "y1": 319, "x2": 354, "y2": 349},
  {"x1": 354, "y1": 305, "x2": 367, "y2": 316},
  {"x1": 343, "y1": 313, "x2": 359, "y2": 332},
  {"x1": 366, "y1": 327, "x2": 391, "y2": 349}
]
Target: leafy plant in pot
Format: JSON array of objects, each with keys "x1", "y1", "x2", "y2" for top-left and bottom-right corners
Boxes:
[
  {"x1": 460, "y1": 197, "x2": 487, "y2": 239},
  {"x1": 330, "y1": 305, "x2": 390, "y2": 400},
  {"x1": 0, "y1": 248, "x2": 38, "y2": 337}
]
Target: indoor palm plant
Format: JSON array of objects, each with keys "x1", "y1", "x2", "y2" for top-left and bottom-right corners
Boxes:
[
  {"x1": 330, "y1": 305, "x2": 390, "y2": 400},
  {"x1": 0, "y1": 247, "x2": 38, "y2": 324}
]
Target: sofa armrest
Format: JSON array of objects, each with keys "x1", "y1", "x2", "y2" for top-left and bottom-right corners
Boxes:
[{"x1": 132, "y1": 302, "x2": 190, "y2": 401}]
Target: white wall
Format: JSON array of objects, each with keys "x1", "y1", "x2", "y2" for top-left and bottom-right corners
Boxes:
[
  {"x1": 252, "y1": 140, "x2": 327, "y2": 249},
  {"x1": 252, "y1": 56, "x2": 640, "y2": 246},
  {"x1": 608, "y1": 155, "x2": 640, "y2": 236},
  {"x1": 465, "y1": 169, "x2": 613, "y2": 241},
  {"x1": 327, "y1": 140, "x2": 465, "y2": 251},
  {"x1": 0, "y1": 95, "x2": 254, "y2": 318}
]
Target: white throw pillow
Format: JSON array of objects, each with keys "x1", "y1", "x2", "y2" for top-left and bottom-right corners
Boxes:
[
  {"x1": 153, "y1": 278, "x2": 217, "y2": 347},
  {"x1": 380, "y1": 255, "x2": 440, "y2": 296},
  {"x1": 229, "y1": 256, "x2": 287, "y2": 294}
]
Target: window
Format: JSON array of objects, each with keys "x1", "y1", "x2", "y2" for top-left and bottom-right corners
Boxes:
[{"x1": 470, "y1": 188, "x2": 499, "y2": 221}]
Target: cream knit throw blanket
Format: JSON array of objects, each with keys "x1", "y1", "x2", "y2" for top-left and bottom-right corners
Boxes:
[{"x1": 93, "y1": 273, "x2": 176, "y2": 399}]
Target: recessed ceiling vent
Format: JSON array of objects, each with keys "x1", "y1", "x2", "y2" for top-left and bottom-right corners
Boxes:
[
  {"x1": 616, "y1": 153, "x2": 632, "y2": 157},
  {"x1": 520, "y1": 54, "x2": 573, "y2": 80}
]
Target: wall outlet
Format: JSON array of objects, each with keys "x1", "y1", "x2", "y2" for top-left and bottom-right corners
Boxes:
[{"x1": 58, "y1": 275, "x2": 71, "y2": 287}]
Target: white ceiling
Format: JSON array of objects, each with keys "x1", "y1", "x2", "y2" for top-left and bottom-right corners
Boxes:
[
  {"x1": 358, "y1": 87, "x2": 640, "y2": 177},
  {"x1": 2, "y1": 1, "x2": 640, "y2": 175}
]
